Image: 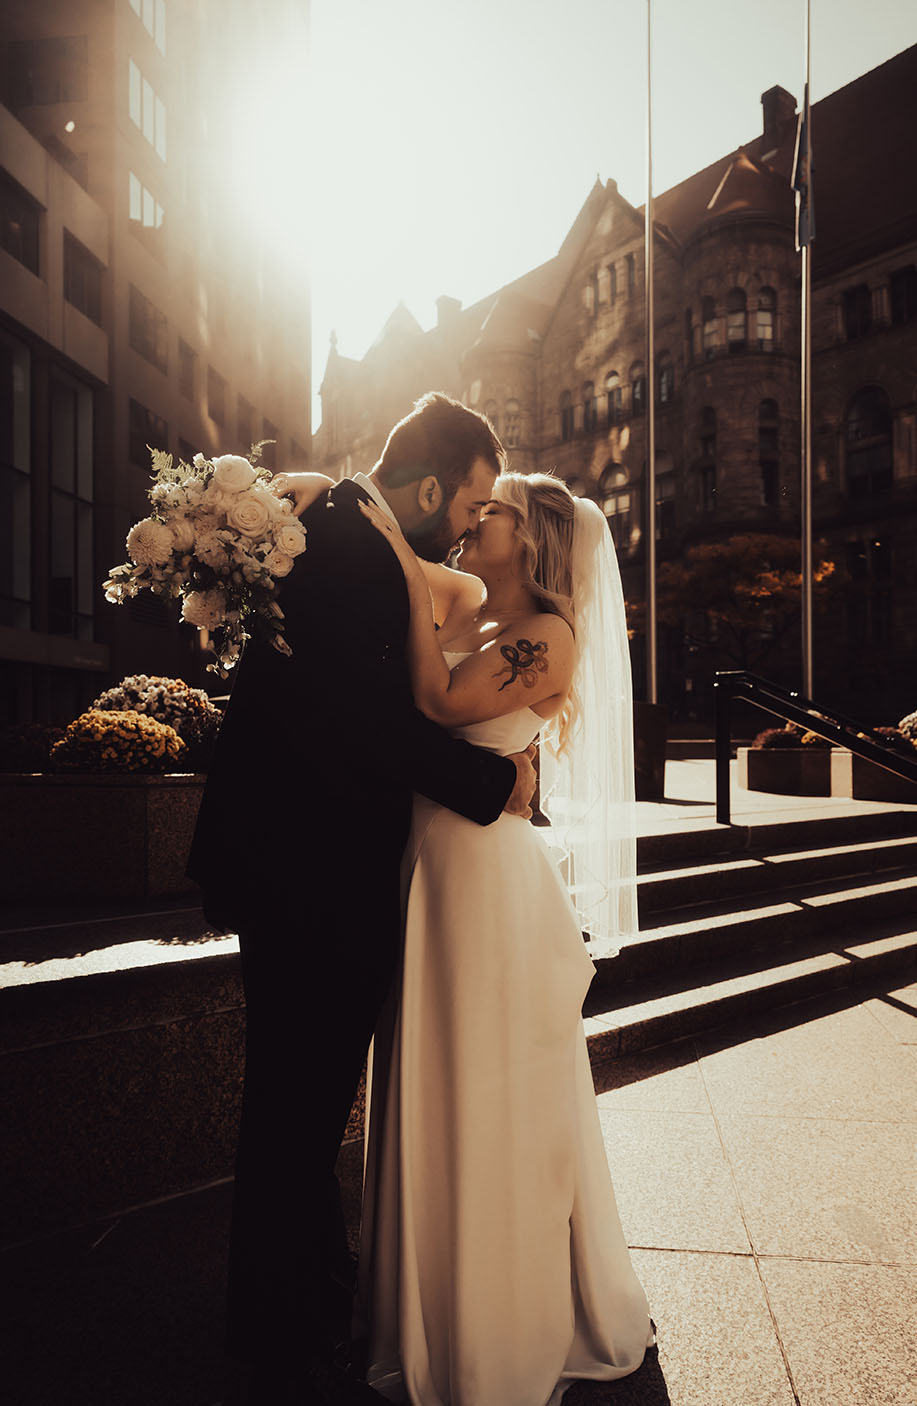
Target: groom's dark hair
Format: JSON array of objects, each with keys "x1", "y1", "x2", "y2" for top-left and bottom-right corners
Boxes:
[{"x1": 376, "y1": 392, "x2": 505, "y2": 501}]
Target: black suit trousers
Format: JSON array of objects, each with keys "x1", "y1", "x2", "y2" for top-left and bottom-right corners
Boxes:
[{"x1": 226, "y1": 878, "x2": 401, "y2": 1361}]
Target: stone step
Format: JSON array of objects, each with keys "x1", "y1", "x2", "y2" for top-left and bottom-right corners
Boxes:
[
  {"x1": 634, "y1": 805, "x2": 917, "y2": 870},
  {"x1": 595, "y1": 867, "x2": 917, "y2": 984},
  {"x1": 637, "y1": 834, "x2": 917, "y2": 916},
  {"x1": 584, "y1": 921, "x2": 917, "y2": 1060}
]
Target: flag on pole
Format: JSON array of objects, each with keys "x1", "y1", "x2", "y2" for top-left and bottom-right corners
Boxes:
[{"x1": 791, "y1": 87, "x2": 815, "y2": 250}]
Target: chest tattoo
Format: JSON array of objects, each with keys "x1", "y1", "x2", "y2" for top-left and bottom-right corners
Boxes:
[{"x1": 495, "y1": 638, "x2": 549, "y2": 691}]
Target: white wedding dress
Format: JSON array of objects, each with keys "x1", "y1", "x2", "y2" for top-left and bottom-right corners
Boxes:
[{"x1": 357, "y1": 655, "x2": 653, "y2": 1406}]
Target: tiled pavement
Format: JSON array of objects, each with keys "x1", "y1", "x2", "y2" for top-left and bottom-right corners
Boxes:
[
  {"x1": 4, "y1": 980, "x2": 915, "y2": 1405},
  {"x1": 571, "y1": 982, "x2": 917, "y2": 1406}
]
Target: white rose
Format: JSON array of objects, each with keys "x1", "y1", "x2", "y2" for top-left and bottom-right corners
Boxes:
[
  {"x1": 202, "y1": 481, "x2": 231, "y2": 513},
  {"x1": 168, "y1": 517, "x2": 196, "y2": 553},
  {"x1": 264, "y1": 548, "x2": 294, "y2": 578},
  {"x1": 274, "y1": 521, "x2": 307, "y2": 557},
  {"x1": 181, "y1": 588, "x2": 228, "y2": 629},
  {"x1": 126, "y1": 517, "x2": 174, "y2": 567},
  {"x1": 227, "y1": 491, "x2": 272, "y2": 539},
  {"x1": 212, "y1": 454, "x2": 256, "y2": 493}
]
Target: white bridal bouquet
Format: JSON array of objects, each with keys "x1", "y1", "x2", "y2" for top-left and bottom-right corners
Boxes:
[{"x1": 104, "y1": 447, "x2": 306, "y2": 676}]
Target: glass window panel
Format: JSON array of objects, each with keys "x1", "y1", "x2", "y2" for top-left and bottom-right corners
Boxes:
[
  {"x1": 51, "y1": 381, "x2": 76, "y2": 491},
  {"x1": 0, "y1": 332, "x2": 30, "y2": 472},
  {"x1": 50, "y1": 491, "x2": 75, "y2": 633},
  {"x1": 142, "y1": 77, "x2": 154, "y2": 143},
  {"x1": 0, "y1": 466, "x2": 31, "y2": 602},
  {"x1": 129, "y1": 170, "x2": 142, "y2": 221},
  {"x1": 129, "y1": 0, "x2": 141, "y2": 15},
  {"x1": 77, "y1": 387, "x2": 93, "y2": 500},
  {"x1": 129, "y1": 59, "x2": 141, "y2": 126},
  {"x1": 143, "y1": 0, "x2": 154, "y2": 34},
  {"x1": 155, "y1": 96, "x2": 166, "y2": 160},
  {"x1": 155, "y1": 0, "x2": 166, "y2": 54},
  {"x1": 77, "y1": 502, "x2": 93, "y2": 613},
  {"x1": 143, "y1": 186, "x2": 154, "y2": 226},
  {"x1": 155, "y1": 201, "x2": 164, "y2": 228}
]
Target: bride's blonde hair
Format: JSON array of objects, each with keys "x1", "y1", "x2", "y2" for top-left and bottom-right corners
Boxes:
[{"x1": 492, "y1": 471, "x2": 580, "y2": 749}]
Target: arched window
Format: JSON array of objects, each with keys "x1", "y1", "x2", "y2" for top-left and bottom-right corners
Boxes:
[
  {"x1": 605, "y1": 371, "x2": 621, "y2": 427},
  {"x1": 846, "y1": 387, "x2": 892, "y2": 496},
  {"x1": 756, "y1": 287, "x2": 776, "y2": 349},
  {"x1": 657, "y1": 353, "x2": 674, "y2": 405},
  {"x1": 608, "y1": 263, "x2": 617, "y2": 305},
  {"x1": 699, "y1": 406, "x2": 716, "y2": 512},
  {"x1": 583, "y1": 280, "x2": 596, "y2": 314},
  {"x1": 599, "y1": 464, "x2": 631, "y2": 550},
  {"x1": 702, "y1": 297, "x2": 717, "y2": 359},
  {"x1": 503, "y1": 398, "x2": 521, "y2": 448},
  {"x1": 560, "y1": 390, "x2": 574, "y2": 442},
  {"x1": 631, "y1": 361, "x2": 646, "y2": 416},
  {"x1": 484, "y1": 399, "x2": 498, "y2": 432},
  {"x1": 727, "y1": 288, "x2": 747, "y2": 353},
  {"x1": 598, "y1": 462, "x2": 627, "y2": 497},
  {"x1": 583, "y1": 380, "x2": 598, "y2": 433},
  {"x1": 759, "y1": 399, "x2": 779, "y2": 506}
]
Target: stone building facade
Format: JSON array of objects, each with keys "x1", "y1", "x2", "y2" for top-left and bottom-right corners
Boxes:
[{"x1": 316, "y1": 46, "x2": 917, "y2": 723}]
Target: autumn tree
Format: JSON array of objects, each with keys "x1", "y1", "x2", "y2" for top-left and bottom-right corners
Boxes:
[{"x1": 631, "y1": 534, "x2": 837, "y2": 673}]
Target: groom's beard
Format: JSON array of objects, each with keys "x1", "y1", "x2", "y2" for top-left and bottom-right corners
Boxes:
[{"x1": 404, "y1": 510, "x2": 461, "y2": 564}]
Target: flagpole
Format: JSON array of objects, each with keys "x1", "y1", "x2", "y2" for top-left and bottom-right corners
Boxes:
[
  {"x1": 800, "y1": 0, "x2": 814, "y2": 698},
  {"x1": 645, "y1": 0, "x2": 657, "y2": 706}
]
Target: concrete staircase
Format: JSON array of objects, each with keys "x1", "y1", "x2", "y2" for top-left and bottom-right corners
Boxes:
[{"x1": 584, "y1": 808, "x2": 917, "y2": 1059}]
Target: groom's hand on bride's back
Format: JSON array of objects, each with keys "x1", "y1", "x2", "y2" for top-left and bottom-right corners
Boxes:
[{"x1": 504, "y1": 743, "x2": 538, "y2": 819}]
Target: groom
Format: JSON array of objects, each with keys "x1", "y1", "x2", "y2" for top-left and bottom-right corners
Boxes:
[{"x1": 187, "y1": 393, "x2": 535, "y2": 1404}]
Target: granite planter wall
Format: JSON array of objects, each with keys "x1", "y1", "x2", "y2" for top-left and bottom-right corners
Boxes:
[
  {"x1": 830, "y1": 749, "x2": 917, "y2": 802},
  {"x1": 737, "y1": 747, "x2": 832, "y2": 796},
  {"x1": 0, "y1": 773, "x2": 205, "y2": 902}
]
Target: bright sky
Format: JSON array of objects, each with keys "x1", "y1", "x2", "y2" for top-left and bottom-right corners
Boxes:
[{"x1": 298, "y1": 0, "x2": 915, "y2": 427}]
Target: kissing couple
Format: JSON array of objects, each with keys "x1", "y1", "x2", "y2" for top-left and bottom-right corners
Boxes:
[{"x1": 188, "y1": 392, "x2": 654, "y2": 1404}]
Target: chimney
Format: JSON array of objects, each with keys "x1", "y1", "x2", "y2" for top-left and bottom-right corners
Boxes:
[
  {"x1": 436, "y1": 295, "x2": 462, "y2": 329},
  {"x1": 761, "y1": 86, "x2": 797, "y2": 150}
]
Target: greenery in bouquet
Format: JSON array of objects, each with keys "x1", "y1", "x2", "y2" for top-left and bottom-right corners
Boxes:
[
  {"x1": 0, "y1": 722, "x2": 65, "y2": 773},
  {"x1": 49, "y1": 709, "x2": 186, "y2": 773},
  {"x1": 91, "y1": 674, "x2": 222, "y2": 770},
  {"x1": 103, "y1": 447, "x2": 306, "y2": 676}
]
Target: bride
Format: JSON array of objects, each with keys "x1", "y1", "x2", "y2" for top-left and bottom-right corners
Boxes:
[{"x1": 354, "y1": 471, "x2": 654, "y2": 1405}]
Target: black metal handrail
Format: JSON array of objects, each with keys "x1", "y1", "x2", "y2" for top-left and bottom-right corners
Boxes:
[{"x1": 713, "y1": 670, "x2": 917, "y2": 825}]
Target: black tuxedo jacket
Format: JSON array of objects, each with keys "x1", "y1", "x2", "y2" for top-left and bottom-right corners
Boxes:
[{"x1": 186, "y1": 477, "x2": 516, "y2": 936}]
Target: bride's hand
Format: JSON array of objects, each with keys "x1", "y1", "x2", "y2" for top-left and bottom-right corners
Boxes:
[
  {"x1": 272, "y1": 471, "x2": 333, "y2": 517},
  {"x1": 358, "y1": 499, "x2": 422, "y2": 578}
]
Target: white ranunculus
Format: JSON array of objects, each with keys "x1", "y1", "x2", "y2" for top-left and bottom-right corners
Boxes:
[
  {"x1": 227, "y1": 491, "x2": 272, "y2": 539},
  {"x1": 212, "y1": 455, "x2": 256, "y2": 493},
  {"x1": 181, "y1": 588, "x2": 228, "y2": 629},
  {"x1": 274, "y1": 521, "x2": 307, "y2": 557},
  {"x1": 168, "y1": 517, "x2": 196, "y2": 553},
  {"x1": 126, "y1": 517, "x2": 174, "y2": 567},
  {"x1": 264, "y1": 548, "x2": 294, "y2": 578}
]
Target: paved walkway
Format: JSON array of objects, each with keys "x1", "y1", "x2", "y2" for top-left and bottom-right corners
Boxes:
[{"x1": 567, "y1": 982, "x2": 917, "y2": 1406}]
